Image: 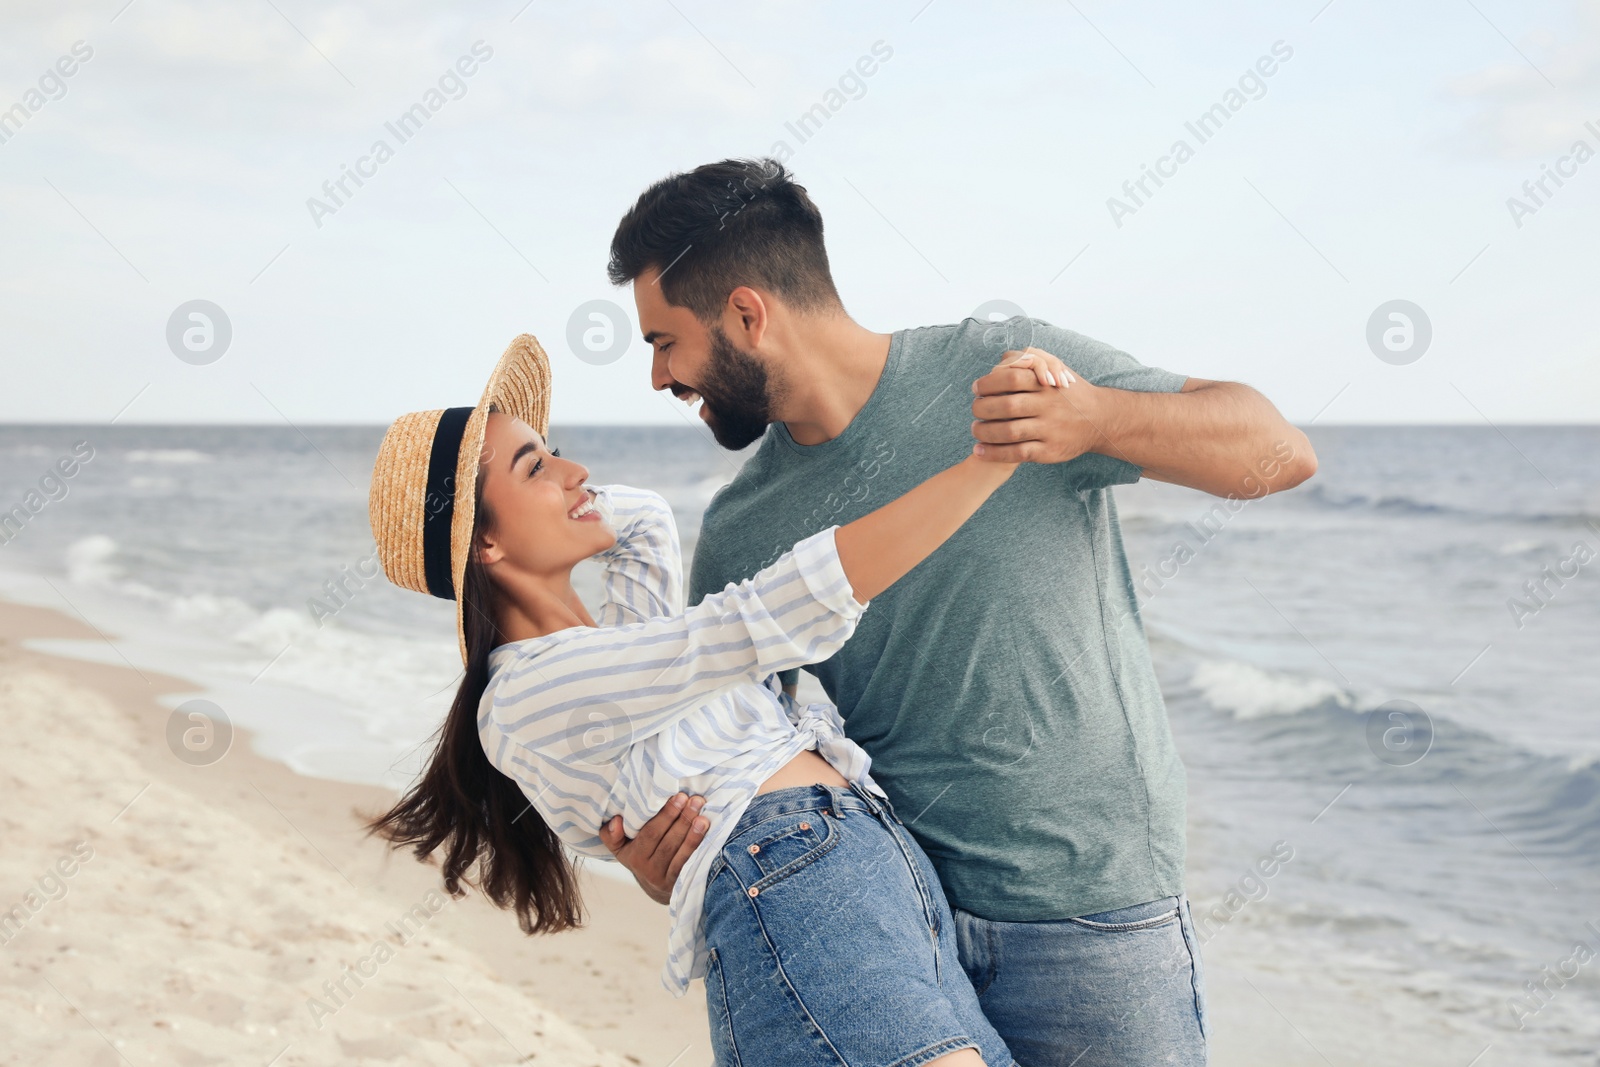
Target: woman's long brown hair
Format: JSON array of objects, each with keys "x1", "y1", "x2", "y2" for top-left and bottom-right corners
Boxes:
[{"x1": 363, "y1": 492, "x2": 583, "y2": 934}]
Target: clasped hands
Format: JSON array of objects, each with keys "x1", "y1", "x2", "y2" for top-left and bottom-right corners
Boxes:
[{"x1": 969, "y1": 347, "x2": 1110, "y2": 465}]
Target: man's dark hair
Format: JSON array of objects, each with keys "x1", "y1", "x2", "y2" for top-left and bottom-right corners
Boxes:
[{"x1": 608, "y1": 158, "x2": 842, "y2": 322}]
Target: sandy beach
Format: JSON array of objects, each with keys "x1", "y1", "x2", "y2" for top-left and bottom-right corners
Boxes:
[
  {"x1": 0, "y1": 594, "x2": 1519, "y2": 1066},
  {"x1": 0, "y1": 597, "x2": 710, "y2": 1066},
  {"x1": 4, "y1": 0, "x2": 1595, "y2": 1060}
]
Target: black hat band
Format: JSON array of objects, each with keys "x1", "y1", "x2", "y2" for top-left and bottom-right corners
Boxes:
[{"x1": 422, "y1": 406, "x2": 473, "y2": 600}]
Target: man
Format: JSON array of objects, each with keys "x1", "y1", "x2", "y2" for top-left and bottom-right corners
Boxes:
[{"x1": 595, "y1": 158, "x2": 1315, "y2": 1065}]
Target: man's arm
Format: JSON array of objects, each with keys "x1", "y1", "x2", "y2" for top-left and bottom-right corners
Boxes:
[{"x1": 970, "y1": 351, "x2": 1316, "y2": 498}]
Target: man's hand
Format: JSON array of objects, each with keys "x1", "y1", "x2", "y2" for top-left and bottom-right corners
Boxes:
[
  {"x1": 970, "y1": 347, "x2": 1316, "y2": 498},
  {"x1": 598, "y1": 793, "x2": 709, "y2": 906},
  {"x1": 970, "y1": 348, "x2": 1109, "y2": 464}
]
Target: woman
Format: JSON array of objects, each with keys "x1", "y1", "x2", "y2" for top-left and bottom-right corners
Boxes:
[{"x1": 365, "y1": 334, "x2": 1071, "y2": 1067}]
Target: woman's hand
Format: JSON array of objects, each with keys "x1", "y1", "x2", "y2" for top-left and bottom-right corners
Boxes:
[{"x1": 994, "y1": 347, "x2": 1075, "y2": 391}]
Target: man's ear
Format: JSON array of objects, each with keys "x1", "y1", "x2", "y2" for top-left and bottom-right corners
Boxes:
[{"x1": 724, "y1": 286, "x2": 769, "y2": 348}]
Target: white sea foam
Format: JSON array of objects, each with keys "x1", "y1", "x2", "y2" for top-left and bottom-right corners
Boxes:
[
  {"x1": 231, "y1": 605, "x2": 459, "y2": 730},
  {"x1": 12, "y1": 530, "x2": 456, "y2": 789},
  {"x1": 65, "y1": 535, "x2": 121, "y2": 586},
  {"x1": 168, "y1": 591, "x2": 258, "y2": 627},
  {"x1": 125, "y1": 449, "x2": 212, "y2": 464},
  {"x1": 1190, "y1": 659, "x2": 1352, "y2": 719},
  {"x1": 1497, "y1": 538, "x2": 1547, "y2": 556},
  {"x1": 1566, "y1": 750, "x2": 1600, "y2": 774}
]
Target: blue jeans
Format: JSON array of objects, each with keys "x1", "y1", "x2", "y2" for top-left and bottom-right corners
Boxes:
[
  {"x1": 702, "y1": 782, "x2": 1015, "y2": 1067},
  {"x1": 953, "y1": 895, "x2": 1209, "y2": 1066}
]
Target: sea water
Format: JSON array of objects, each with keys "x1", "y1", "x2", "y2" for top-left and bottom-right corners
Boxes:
[{"x1": 1, "y1": 423, "x2": 1595, "y2": 1060}]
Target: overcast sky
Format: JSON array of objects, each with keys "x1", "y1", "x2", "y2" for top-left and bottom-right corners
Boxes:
[{"x1": 2, "y1": 0, "x2": 1596, "y2": 425}]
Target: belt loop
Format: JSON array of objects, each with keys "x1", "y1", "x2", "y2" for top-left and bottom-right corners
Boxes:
[
  {"x1": 851, "y1": 780, "x2": 891, "y2": 822},
  {"x1": 826, "y1": 783, "x2": 846, "y2": 819}
]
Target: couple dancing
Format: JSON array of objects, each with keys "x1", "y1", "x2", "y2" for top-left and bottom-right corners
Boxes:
[{"x1": 364, "y1": 159, "x2": 1315, "y2": 1066}]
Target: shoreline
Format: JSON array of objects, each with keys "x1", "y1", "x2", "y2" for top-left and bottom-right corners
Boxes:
[
  {"x1": 0, "y1": 593, "x2": 1516, "y2": 1065},
  {"x1": 0, "y1": 596, "x2": 709, "y2": 1065}
]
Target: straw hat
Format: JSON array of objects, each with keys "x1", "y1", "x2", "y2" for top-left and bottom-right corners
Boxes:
[{"x1": 368, "y1": 333, "x2": 553, "y2": 665}]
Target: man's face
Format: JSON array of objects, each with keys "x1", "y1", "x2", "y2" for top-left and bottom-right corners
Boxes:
[{"x1": 633, "y1": 267, "x2": 774, "y2": 451}]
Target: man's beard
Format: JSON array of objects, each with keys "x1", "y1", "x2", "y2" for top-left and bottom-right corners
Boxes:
[{"x1": 695, "y1": 325, "x2": 775, "y2": 451}]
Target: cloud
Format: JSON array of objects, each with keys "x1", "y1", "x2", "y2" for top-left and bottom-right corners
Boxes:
[
  {"x1": 1444, "y1": 0, "x2": 1600, "y2": 159},
  {"x1": 3, "y1": 0, "x2": 786, "y2": 189}
]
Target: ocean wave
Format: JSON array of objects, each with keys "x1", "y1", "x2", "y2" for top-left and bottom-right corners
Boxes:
[
  {"x1": 1302, "y1": 484, "x2": 1456, "y2": 517},
  {"x1": 65, "y1": 535, "x2": 121, "y2": 586},
  {"x1": 169, "y1": 591, "x2": 260, "y2": 626},
  {"x1": 1495, "y1": 538, "x2": 1548, "y2": 556},
  {"x1": 1301, "y1": 483, "x2": 1598, "y2": 528},
  {"x1": 51, "y1": 535, "x2": 458, "y2": 756},
  {"x1": 231, "y1": 606, "x2": 459, "y2": 733},
  {"x1": 124, "y1": 449, "x2": 212, "y2": 464},
  {"x1": 1180, "y1": 656, "x2": 1600, "y2": 864},
  {"x1": 1566, "y1": 751, "x2": 1600, "y2": 774},
  {"x1": 1190, "y1": 659, "x2": 1355, "y2": 719}
]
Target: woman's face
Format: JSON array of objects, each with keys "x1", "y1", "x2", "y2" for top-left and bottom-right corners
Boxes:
[{"x1": 474, "y1": 412, "x2": 615, "y2": 576}]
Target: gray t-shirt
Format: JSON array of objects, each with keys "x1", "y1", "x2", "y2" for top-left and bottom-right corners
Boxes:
[{"x1": 688, "y1": 316, "x2": 1189, "y2": 921}]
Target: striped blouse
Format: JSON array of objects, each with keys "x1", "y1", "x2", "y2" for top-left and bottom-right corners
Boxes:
[{"x1": 477, "y1": 483, "x2": 885, "y2": 995}]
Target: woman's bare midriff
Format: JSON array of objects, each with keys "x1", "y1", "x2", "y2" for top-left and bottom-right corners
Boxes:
[{"x1": 755, "y1": 748, "x2": 849, "y2": 795}]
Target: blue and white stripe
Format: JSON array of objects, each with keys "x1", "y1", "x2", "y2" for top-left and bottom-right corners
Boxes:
[{"x1": 478, "y1": 483, "x2": 883, "y2": 995}]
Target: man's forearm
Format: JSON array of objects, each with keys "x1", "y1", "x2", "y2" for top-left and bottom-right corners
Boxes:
[
  {"x1": 968, "y1": 355, "x2": 1317, "y2": 496},
  {"x1": 1090, "y1": 379, "x2": 1316, "y2": 498}
]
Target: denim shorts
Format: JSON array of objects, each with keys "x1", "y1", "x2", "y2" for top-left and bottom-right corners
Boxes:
[{"x1": 701, "y1": 782, "x2": 1014, "y2": 1067}]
